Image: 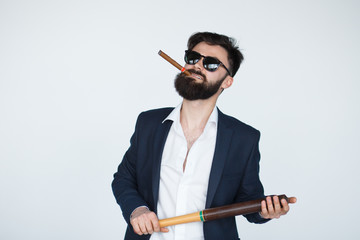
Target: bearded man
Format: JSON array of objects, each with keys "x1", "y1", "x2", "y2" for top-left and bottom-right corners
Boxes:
[{"x1": 112, "y1": 32, "x2": 296, "y2": 240}]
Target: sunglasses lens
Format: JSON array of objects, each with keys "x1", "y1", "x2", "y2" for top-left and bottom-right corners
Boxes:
[
  {"x1": 203, "y1": 57, "x2": 220, "y2": 72},
  {"x1": 185, "y1": 51, "x2": 201, "y2": 64}
]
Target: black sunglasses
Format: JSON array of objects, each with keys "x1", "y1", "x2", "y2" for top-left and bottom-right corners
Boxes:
[{"x1": 184, "y1": 50, "x2": 232, "y2": 76}]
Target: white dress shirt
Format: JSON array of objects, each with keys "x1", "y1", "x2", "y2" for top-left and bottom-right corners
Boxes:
[{"x1": 150, "y1": 104, "x2": 218, "y2": 240}]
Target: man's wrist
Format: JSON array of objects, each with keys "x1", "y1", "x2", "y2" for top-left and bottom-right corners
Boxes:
[{"x1": 130, "y1": 206, "x2": 149, "y2": 220}]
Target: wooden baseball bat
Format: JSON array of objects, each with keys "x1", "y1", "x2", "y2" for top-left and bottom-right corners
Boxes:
[
  {"x1": 159, "y1": 194, "x2": 289, "y2": 227},
  {"x1": 158, "y1": 50, "x2": 191, "y2": 76}
]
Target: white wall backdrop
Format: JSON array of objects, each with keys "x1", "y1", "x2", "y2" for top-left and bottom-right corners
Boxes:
[{"x1": 1, "y1": 0, "x2": 359, "y2": 239}]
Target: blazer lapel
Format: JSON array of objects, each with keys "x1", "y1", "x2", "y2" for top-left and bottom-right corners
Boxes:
[
  {"x1": 151, "y1": 120, "x2": 173, "y2": 210},
  {"x1": 205, "y1": 110, "x2": 233, "y2": 208}
]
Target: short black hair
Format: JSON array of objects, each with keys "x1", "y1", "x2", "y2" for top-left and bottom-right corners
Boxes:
[{"x1": 187, "y1": 32, "x2": 244, "y2": 77}]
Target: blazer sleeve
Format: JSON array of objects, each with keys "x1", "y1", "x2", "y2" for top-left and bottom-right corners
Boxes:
[
  {"x1": 235, "y1": 130, "x2": 270, "y2": 224},
  {"x1": 111, "y1": 113, "x2": 149, "y2": 224}
]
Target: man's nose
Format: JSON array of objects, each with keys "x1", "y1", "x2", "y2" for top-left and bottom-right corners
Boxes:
[{"x1": 194, "y1": 57, "x2": 204, "y2": 72}]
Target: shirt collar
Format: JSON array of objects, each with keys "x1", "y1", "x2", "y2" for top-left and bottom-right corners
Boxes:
[{"x1": 162, "y1": 103, "x2": 218, "y2": 127}]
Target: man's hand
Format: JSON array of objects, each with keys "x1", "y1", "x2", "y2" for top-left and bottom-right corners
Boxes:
[
  {"x1": 260, "y1": 196, "x2": 297, "y2": 219},
  {"x1": 130, "y1": 207, "x2": 169, "y2": 235}
]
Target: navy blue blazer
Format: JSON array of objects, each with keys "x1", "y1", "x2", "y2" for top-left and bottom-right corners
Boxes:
[{"x1": 112, "y1": 107, "x2": 268, "y2": 240}]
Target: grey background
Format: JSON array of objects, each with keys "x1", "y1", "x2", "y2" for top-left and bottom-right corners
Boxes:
[{"x1": 1, "y1": 0, "x2": 359, "y2": 239}]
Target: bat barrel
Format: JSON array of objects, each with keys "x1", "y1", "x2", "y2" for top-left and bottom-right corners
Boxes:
[
  {"x1": 158, "y1": 194, "x2": 288, "y2": 227},
  {"x1": 203, "y1": 194, "x2": 288, "y2": 221}
]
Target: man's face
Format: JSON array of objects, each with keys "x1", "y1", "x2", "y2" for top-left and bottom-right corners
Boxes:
[{"x1": 174, "y1": 42, "x2": 232, "y2": 100}]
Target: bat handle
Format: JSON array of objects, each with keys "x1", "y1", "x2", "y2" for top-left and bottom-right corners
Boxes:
[{"x1": 159, "y1": 212, "x2": 202, "y2": 228}]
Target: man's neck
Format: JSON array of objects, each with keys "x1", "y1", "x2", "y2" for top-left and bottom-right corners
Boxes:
[{"x1": 180, "y1": 97, "x2": 217, "y2": 131}]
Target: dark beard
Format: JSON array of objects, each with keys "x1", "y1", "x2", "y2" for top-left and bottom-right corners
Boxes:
[{"x1": 174, "y1": 69, "x2": 227, "y2": 100}]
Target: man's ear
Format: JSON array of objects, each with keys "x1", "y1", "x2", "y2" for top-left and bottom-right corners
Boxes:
[{"x1": 221, "y1": 76, "x2": 233, "y2": 89}]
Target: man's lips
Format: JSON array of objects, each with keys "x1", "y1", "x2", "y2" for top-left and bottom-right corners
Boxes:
[{"x1": 190, "y1": 73, "x2": 204, "y2": 81}]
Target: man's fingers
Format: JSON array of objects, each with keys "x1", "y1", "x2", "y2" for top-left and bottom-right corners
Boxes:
[
  {"x1": 130, "y1": 210, "x2": 164, "y2": 235},
  {"x1": 150, "y1": 214, "x2": 161, "y2": 232},
  {"x1": 266, "y1": 196, "x2": 275, "y2": 215},
  {"x1": 260, "y1": 199, "x2": 269, "y2": 218},
  {"x1": 147, "y1": 212, "x2": 160, "y2": 234},
  {"x1": 260, "y1": 195, "x2": 296, "y2": 220},
  {"x1": 144, "y1": 219, "x2": 154, "y2": 234},
  {"x1": 273, "y1": 196, "x2": 281, "y2": 210},
  {"x1": 272, "y1": 196, "x2": 282, "y2": 218},
  {"x1": 281, "y1": 199, "x2": 290, "y2": 213},
  {"x1": 139, "y1": 221, "x2": 148, "y2": 235},
  {"x1": 131, "y1": 221, "x2": 142, "y2": 235},
  {"x1": 131, "y1": 217, "x2": 147, "y2": 235}
]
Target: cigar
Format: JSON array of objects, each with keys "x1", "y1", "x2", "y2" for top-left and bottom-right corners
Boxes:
[{"x1": 158, "y1": 50, "x2": 191, "y2": 76}]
